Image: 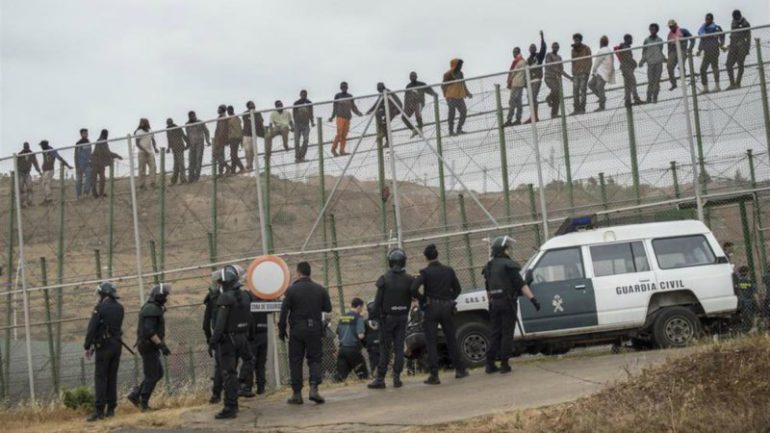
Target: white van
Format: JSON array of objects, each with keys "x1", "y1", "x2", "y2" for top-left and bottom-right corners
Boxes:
[{"x1": 447, "y1": 220, "x2": 738, "y2": 367}]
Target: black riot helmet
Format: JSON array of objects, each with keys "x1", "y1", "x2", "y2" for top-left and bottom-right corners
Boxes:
[
  {"x1": 490, "y1": 235, "x2": 515, "y2": 257},
  {"x1": 149, "y1": 282, "x2": 171, "y2": 305},
  {"x1": 388, "y1": 248, "x2": 407, "y2": 272},
  {"x1": 218, "y1": 264, "x2": 243, "y2": 290},
  {"x1": 96, "y1": 281, "x2": 119, "y2": 299}
]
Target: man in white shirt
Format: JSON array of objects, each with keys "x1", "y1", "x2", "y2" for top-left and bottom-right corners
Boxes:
[
  {"x1": 267, "y1": 100, "x2": 293, "y2": 156},
  {"x1": 588, "y1": 36, "x2": 614, "y2": 112}
]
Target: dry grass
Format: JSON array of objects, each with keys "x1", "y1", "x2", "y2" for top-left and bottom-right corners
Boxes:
[{"x1": 411, "y1": 335, "x2": 770, "y2": 433}]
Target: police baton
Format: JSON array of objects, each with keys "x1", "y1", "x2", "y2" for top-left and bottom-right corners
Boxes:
[{"x1": 119, "y1": 339, "x2": 136, "y2": 356}]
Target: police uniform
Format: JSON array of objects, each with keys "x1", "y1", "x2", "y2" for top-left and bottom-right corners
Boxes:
[
  {"x1": 202, "y1": 286, "x2": 223, "y2": 402},
  {"x1": 84, "y1": 290, "x2": 124, "y2": 420},
  {"x1": 371, "y1": 268, "x2": 414, "y2": 386},
  {"x1": 364, "y1": 303, "x2": 381, "y2": 373},
  {"x1": 411, "y1": 260, "x2": 466, "y2": 382},
  {"x1": 736, "y1": 275, "x2": 757, "y2": 331},
  {"x1": 278, "y1": 275, "x2": 332, "y2": 403},
  {"x1": 210, "y1": 278, "x2": 252, "y2": 419},
  {"x1": 482, "y1": 255, "x2": 525, "y2": 372},
  {"x1": 239, "y1": 291, "x2": 269, "y2": 395},
  {"x1": 335, "y1": 310, "x2": 368, "y2": 381},
  {"x1": 128, "y1": 287, "x2": 169, "y2": 410}
]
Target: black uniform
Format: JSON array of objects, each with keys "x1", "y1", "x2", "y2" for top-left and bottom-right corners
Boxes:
[
  {"x1": 482, "y1": 255, "x2": 526, "y2": 366},
  {"x1": 373, "y1": 269, "x2": 414, "y2": 378},
  {"x1": 364, "y1": 306, "x2": 381, "y2": 372},
  {"x1": 410, "y1": 261, "x2": 463, "y2": 373},
  {"x1": 84, "y1": 297, "x2": 124, "y2": 414},
  {"x1": 130, "y1": 300, "x2": 166, "y2": 406},
  {"x1": 203, "y1": 290, "x2": 223, "y2": 399},
  {"x1": 278, "y1": 277, "x2": 332, "y2": 393},
  {"x1": 210, "y1": 284, "x2": 253, "y2": 412},
  {"x1": 239, "y1": 292, "x2": 269, "y2": 393}
]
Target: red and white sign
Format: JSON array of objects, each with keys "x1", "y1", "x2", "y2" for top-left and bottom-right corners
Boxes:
[{"x1": 245, "y1": 255, "x2": 290, "y2": 300}]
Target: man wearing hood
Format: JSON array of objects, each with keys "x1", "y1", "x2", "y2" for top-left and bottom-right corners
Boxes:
[
  {"x1": 570, "y1": 33, "x2": 592, "y2": 115},
  {"x1": 666, "y1": 19, "x2": 695, "y2": 91},
  {"x1": 441, "y1": 59, "x2": 473, "y2": 136},
  {"x1": 404, "y1": 72, "x2": 438, "y2": 137},
  {"x1": 696, "y1": 13, "x2": 725, "y2": 94},
  {"x1": 368, "y1": 248, "x2": 415, "y2": 389},
  {"x1": 75, "y1": 128, "x2": 92, "y2": 199},
  {"x1": 504, "y1": 48, "x2": 526, "y2": 126},
  {"x1": 726, "y1": 10, "x2": 751, "y2": 90},
  {"x1": 639, "y1": 23, "x2": 665, "y2": 104}
]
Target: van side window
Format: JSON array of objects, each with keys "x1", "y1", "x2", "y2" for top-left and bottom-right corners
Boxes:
[
  {"x1": 652, "y1": 235, "x2": 716, "y2": 270},
  {"x1": 532, "y1": 248, "x2": 584, "y2": 283},
  {"x1": 590, "y1": 241, "x2": 650, "y2": 277}
]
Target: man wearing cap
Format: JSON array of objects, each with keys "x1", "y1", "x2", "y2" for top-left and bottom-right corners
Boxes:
[
  {"x1": 410, "y1": 244, "x2": 468, "y2": 385},
  {"x1": 666, "y1": 19, "x2": 694, "y2": 91},
  {"x1": 84, "y1": 282, "x2": 125, "y2": 422}
]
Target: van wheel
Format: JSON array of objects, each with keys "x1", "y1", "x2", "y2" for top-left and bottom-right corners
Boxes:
[
  {"x1": 652, "y1": 307, "x2": 701, "y2": 348},
  {"x1": 456, "y1": 321, "x2": 490, "y2": 368}
]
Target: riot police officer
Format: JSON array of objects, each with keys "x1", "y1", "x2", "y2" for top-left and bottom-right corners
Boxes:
[
  {"x1": 364, "y1": 301, "x2": 381, "y2": 373},
  {"x1": 128, "y1": 283, "x2": 172, "y2": 411},
  {"x1": 483, "y1": 236, "x2": 540, "y2": 374},
  {"x1": 278, "y1": 261, "x2": 332, "y2": 405},
  {"x1": 203, "y1": 271, "x2": 223, "y2": 404},
  {"x1": 84, "y1": 282, "x2": 125, "y2": 421},
  {"x1": 239, "y1": 290, "x2": 269, "y2": 397},
  {"x1": 368, "y1": 248, "x2": 414, "y2": 389},
  {"x1": 209, "y1": 265, "x2": 253, "y2": 419},
  {"x1": 410, "y1": 244, "x2": 467, "y2": 385}
]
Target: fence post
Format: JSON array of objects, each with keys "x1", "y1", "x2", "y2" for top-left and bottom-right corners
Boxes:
[
  {"x1": 150, "y1": 240, "x2": 159, "y2": 285},
  {"x1": 739, "y1": 199, "x2": 756, "y2": 283},
  {"x1": 264, "y1": 151, "x2": 274, "y2": 253},
  {"x1": 159, "y1": 148, "x2": 166, "y2": 281},
  {"x1": 670, "y1": 161, "x2": 681, "y2": 199},
  {"x1": 558, "y1": 79, "x2": 575, "y2": 211},
  {"x1": 329, "y1": 214, "x2": 345, "y2": 313},
  {"x1": 211, "y1": 157, "x2": 218, "y2": 262},
  {"x1": 3, "y1": 170, "x2": 15, "y2": 398},
  {"x1": 40, "y1": 257, "x2": 58, "y2": 394},
  {"x1": 433, "y1": 94, "x2": 451, "y2": 264},
  {"x1": 684, "y1": 50, "x2": 706, "y2": 223},
  {"x1": 375, "y1": 118, "x2": 389, "y2": 248},
  {"x1": 55, "y1": 163, "x2": 65, "y2": 378},
  {"x1": 317, "y1": 117, "x2": 330, "y2": 289},
  {"x1": 108, "y1": 163, "x2": 115, "y2": 278},
  {"x1": 599, "y1": 172, "x2": 610, "y2": 224},
  {"x1": 458, "y1": 194, "x2": 478, "y2": 288},
  {"x1": 625, "y1": 105, "x2": 641, "y2": 209},
  {"x1": 755, "y1": 38, "x2": 770, "y2": 160},
  {"x1": 384, "y1": 91, "x2": 404, "y2": 248},
  {"x1": 127, "y1": 134, "x2": 146, "y2": 304},
  {"x1": 524, "y1": 64, "x2": 549, "y2": 240},
  {"x1": 527, "y1": 184, "x2": 542, "y2": 246},
  {"x1": 494, "y1": 84, "x2": 512, "y2": 224},
  {"x1": 748, "y1": 149, "x2": 768, "y2": 275},
  {"x1": 94, "y1": 249, "x2": 102, "y2": 280}
]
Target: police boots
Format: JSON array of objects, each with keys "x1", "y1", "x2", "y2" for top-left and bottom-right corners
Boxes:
[
  {"x1": 86, "y1": 409, "x2": 104, "y2": 422},
  {"x1": 287, "y1": 391, "x2": 304, "y2": 405},
  {"x1": 215, "y1": 406, "x2": 238, "y2": 420},
  {"x1": 308, "y1": 383, "x2": 325, "y2": 404},
  {"x1": 238, "y1": 386, "x2": 256, "y2": 398},
  {"x1": 256, "y1": 383, "x2": 266, "y2": 395},
  {"x1": 455, "y1": 367, "x2": 469, "y2": 379},
  {"x1": 485, "y1": 362, "x2": 500, "y2": 374},
  {"x1": 368, "y1": 375, "x2": 386, "y2": 389},
  {"x1": 393, "y1": 373, "x2": 403, "y2": 388},
  {"x1": 499, "y1": 361, "x2": 512, "y2": 374},
  {"x1": 424, "y1": 371, "x2": 441, "y2": 385}
]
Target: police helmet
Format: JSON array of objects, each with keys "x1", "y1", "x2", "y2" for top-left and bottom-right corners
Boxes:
[
  {"x1": 388, "y1": 248, "x2": 407, "y2": 271},
  {"x1": 217, "y1": 265, "x2": 241, "y2": 289},
  {"x1": 490, "y1": 235, "x2": 515, "y2": 257},
  {"x1": 149, "y1": 282, "x2": 171, "y2": 304},
  {"x1": 96, "y1": 281, "x2": 119, "y2": 299}
]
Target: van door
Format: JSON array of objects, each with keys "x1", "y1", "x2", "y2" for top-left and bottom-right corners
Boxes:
[
  {"x1": 521, "y1": 247, "x2": 599, "y2": 334},
  {"x1": 587, "y1": 241, "x2": 657, "y2": 327}
]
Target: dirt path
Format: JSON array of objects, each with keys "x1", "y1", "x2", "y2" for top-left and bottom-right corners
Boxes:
[{"x1": 119, "y1": 348, "x2": 689, "y2": 433}]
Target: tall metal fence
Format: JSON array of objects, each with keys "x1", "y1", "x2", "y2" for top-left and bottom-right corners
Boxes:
[{"x1": 1, "y1": 25, "x2": 770, "y2": 405}]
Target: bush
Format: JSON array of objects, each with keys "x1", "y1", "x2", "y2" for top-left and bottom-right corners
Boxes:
[{"x1": 61, "y1": 386, "x2": 94, "y2": 410}]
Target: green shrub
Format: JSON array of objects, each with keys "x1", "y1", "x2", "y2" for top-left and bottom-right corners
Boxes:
[{"x1": 61, "y1": 386, "x2": 94, "y2": 410}]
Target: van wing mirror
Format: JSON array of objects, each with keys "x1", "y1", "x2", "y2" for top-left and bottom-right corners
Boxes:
[{"x1": 525, "y1": 269, "x2": 534, "y2": 285}]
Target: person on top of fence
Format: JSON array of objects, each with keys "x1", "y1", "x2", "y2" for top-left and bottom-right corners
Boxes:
[
  {"x1": 404, "y1": 71, "x2": 438, "y2": 137},
  {"x1": 90, "y1": 129, "x2": 122, "y2": 198},
  {"x1": 334, "y1": 297, "x2": 369, "y2": 382},
  {"x1": 213, "y1": 105, "x2": 229, "y2": 177},
  {"x1": 329, "y1": 81, "x2": 363, "y2": 157},
  {"x1": 134, "y1": 118, "x2": 159, "y2": 190},
  {"x1": 367, "y1": 82, "x2": 415, "y2": 148},
  {"x1": 226, "y1": 105, "x2": 245, "y2": 174},
  {"x1": 588, "y1": 35, "x2": 615, "y2": 112},
  {"x1": 185, "y1": 110, "x2": 211, "y2": 182},
  {"x1": 639, "y1": 23, "x2": 666, "y2": 104},
  {"x1": 267, "y1": 100, "x2": 293, "y2": 157},
  {"x1": 17, "y1": 141, "x2": 41, "y2": 208},
  {"x1": 75, "y1": 128, "x2": 93, "y2": 199},
  {"x1": 570, "y1": 33, "x2": 592, "y2": 115},
  {"x1": 725, "y1": 9, "x2": 751, "y2": 90},
  {"x1": 524, "y1": 31, "x2": 547, "y2": 124},
  {"x1": 241, "y1": 101, "x2": 264, "y2": 171},
  {"x1": 544, "y1": 41, "x2": 570, "y2": 118},
  {"x1": 128, "y1": 283, "x2": 172, "y2": 412},
  {"x1": 442, "y1": 58, "x2": 472, "y2": 135},
  {"x1": 39, "y1": 139, "x2": 72, "y2": 205},
  {"x1": 165, "y1": 118, "x2": 189, "y2": 185},
  {"x1": 666, "y1": 19, "x2": 695, "y2": 91},
  {"x1": 83, "y1": 282, "x2": 124, "y2": 422},
  {"x1": 697, "y1": 12, "x2": 725, "y2": 94},
  {"x1": 504, "y1": 47, "x2": 526, "y2": 127},
  {"x1": 614, "y1": 34, "x2": 644, "y2": 107},
  {"x1": 293, "y1": 90, "x2": 315, "y2": 164}
]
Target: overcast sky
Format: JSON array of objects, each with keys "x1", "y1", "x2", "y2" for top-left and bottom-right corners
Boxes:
[{"x1": 1, "y1": 0, "x2": 767, "y2": 158}]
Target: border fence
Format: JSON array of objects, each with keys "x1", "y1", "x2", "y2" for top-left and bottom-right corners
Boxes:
[{"x1": 1, "y1": 25, "x2": 770, "y2": 405}]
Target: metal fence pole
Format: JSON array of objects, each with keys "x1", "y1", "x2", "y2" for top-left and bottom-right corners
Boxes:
[
  {"x1": 127, "y1": 134, "x2": 146, "y2": 304},
  {"x1": 527, "y1": 184, "x2": 541, "y2": 246},
  {"x1": 211, "y1": 157, "x2": 218, "y2": 263},
  {"x1": 384, "y1": 92, "x2": 404, "y2": 248},
  {"x1": 494, "y1": 84, "x2": 512, "y2": 223},
  {"x1": 678, "y1": 42, "x2": 705, "y2": 222},
  {"x1": 3, "y1": 170, "x2": 15, "y2": 398},
  {"x1": 756, "y1": 38, "x2": 770, "y2": 159},
  {"x1": 458, "y1": 194, "x2": 478, "y2": 288},
  {"x1": 625, "y1": 105, "x2": 641, "y2": 206},
  {"x1": 108, "y1": 163, "x2": 115, "y2": 278},
  {"x1": 94, "y1": 249, "x2": 102, "y2": 280},
  {"x1": 739, "y1": 199, "x2": 756, "y2": 282},
  {"x1": 748, "y1": 149, "x2": 768, "y2": 274},
  {"x1": 150, "y1": 240, "x2": 159, "y2": 285},
  {"x1": 159, "y1": 148, "x2": 166, "y2": 281},
  {"x1": 55, "y1": 164, "x2": 65, "y2": 377},
  {"x1": 316, "y1": 117, "x2": 330, "y2": 289},
  {"x1": 670, "y1": 161, "x2": 681, "y2": 199},
  {"x1": 599, "y1": 172, "x2": 610, "y2": 224},
  {"x1": 524, "y1": 65, "x2": 550, "y2": 239},
  {"x1": 40, "y1": 257, "x2": 58, "y2": 393},
  {"x1": 558, "y1": 79, "x2": 575, "y2": 211},
  {"x1": 12, "y1": 155, "x2": 36, "y2": 403},
  {"x1": 375, "y1": 116, "x2": 389, "y2": 245},
  {"x1": 330, "y1": 214, "x2": 345, "y2": 313},
  {"x1": 433, "y1": 94, "x2": 451, "y2": 263},
  {"x1": 207, "y1": 232, "x2": 216, "y2": 271}
]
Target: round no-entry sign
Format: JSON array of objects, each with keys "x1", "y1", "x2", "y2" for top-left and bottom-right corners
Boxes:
[{"x1": 245, "y1": 255, "x2": 290, "y2": 300}]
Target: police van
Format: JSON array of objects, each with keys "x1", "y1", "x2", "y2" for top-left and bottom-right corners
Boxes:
[{"x1": 447, "y1": 219, "x2": 738, "y2": 367}]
